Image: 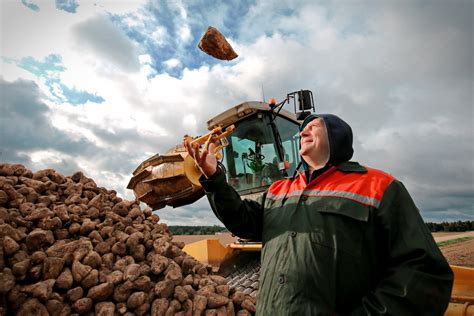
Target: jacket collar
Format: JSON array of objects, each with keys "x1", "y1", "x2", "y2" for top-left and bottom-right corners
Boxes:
[
  {"x1": 335, "y1": 161, "x2": 367, "y2": 173},
  {"x1": 296, "y1": 161, "x2": 367, "y2": 183}
]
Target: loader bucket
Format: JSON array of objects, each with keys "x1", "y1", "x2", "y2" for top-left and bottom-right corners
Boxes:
[{"x1": 127, "y1": 146, "x2": 205, "y2": 210}]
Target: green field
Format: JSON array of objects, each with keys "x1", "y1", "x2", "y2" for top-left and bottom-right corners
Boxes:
[{"x1": 437, "y1": 236, "x2": 474, "y2": 248}]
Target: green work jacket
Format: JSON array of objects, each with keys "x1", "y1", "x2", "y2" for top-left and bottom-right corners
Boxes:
[{"x1": 200, "y1": 161, "x2": 453, "y2": 316}]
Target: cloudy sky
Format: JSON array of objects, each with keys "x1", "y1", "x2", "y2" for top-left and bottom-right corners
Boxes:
[{"x1": 1, "y1": 0, "x2": 472, "y2": 225}]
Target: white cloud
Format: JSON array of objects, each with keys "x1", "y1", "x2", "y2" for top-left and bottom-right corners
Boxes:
[
  {"x1": 29, "y1": 149, "x2": 72, "y2": 166},
  {"x1": 178, "y1": 24, "x2": 192, "y2": 43},
  {"x1": 49, "y1": 107, "x2": 102, "y2": 145},
  {"x1": 158, "y1": 197, "x2": 221, "y2": 226},
  {"x1": 71, "y1": 14, "x2": 141, "y2": 72},
  {"x1": 163, "y1": 58, "x2": 182, "y2": 69},
  {"x1": 139, "y1": 54, "x2": 152, "y2": 64},
  {"x1": 182, "y1": 114, "x2": 197, "y2": 131},
  {"x1": 1, "y1": 61, "x2": 37, "y2": 82},
  {"x1": 83, "y1": 0, "x2": 147, "y2": 15},
  {"x1": 151, "y1": 26, "x2": 168, "y2": 46},
  {"x1": 2, "y1": 1, "x2": 145, "y2": 59}
]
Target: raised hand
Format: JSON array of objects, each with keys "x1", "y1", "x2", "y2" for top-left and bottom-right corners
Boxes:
[{"x1": 183, "y1": 139, "x2": 218, "y2": 178}]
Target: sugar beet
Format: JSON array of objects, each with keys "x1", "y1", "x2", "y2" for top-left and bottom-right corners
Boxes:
[{"x1": 0, "y1": 163, "x2": 257, "y2": 315}]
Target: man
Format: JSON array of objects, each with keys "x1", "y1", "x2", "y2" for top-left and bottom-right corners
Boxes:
[{"x1": 184, "y1": 114, "x2": 453, "y2": 315}]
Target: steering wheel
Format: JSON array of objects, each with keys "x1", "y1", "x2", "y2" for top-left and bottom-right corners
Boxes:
[{"x1": 248, "y1": 148, "x2": 265, "y2": 161}]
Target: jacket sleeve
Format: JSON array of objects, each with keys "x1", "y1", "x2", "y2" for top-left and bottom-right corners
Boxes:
[
  {"x1": 351, "y1": 180, "x2": 453, "y2": 316},
  {"x1": 199, "y1": 163, "x2": 264, "y2": 241}
]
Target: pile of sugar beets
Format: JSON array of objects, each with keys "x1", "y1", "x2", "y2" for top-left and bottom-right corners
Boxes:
[{"x1": 0, "y1": 163, "x2": 256, "y2": 316}]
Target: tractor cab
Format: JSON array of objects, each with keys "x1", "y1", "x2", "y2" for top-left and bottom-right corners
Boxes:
[
  {"x1": 207, "y1": 90, "x2": 315, "y2": 197},
  {"x1": 218, "y1": 108, "x2": 300, "y2": 195}
]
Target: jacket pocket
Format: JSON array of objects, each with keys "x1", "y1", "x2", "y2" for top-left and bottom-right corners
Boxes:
[
  {"x1": 318, "y1": 206, "x2": 369, "y2": 222},
  {"x1": 310, "y1": 205, "x2": 370, "y2": 258}
]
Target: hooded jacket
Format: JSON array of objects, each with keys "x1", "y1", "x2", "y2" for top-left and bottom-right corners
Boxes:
[
  {"x1": 300, "y1": 114, "x2": 353, "y2": 167},
  {"x1": 200, "y1": 114, "x2": 453, "y2": 315}
]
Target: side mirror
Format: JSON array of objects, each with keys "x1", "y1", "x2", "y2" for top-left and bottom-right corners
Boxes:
[{"x1": 297, "y1": 90, "x2": 313, "y2": 110}]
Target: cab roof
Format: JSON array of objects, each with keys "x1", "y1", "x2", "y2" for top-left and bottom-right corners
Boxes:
[{"x1": 207, "y1": 101, "x2": 298, "y2": 130}]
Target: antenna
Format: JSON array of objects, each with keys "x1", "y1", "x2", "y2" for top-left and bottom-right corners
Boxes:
[{"x1": 270, "y1": 89, "x2": 315, "y2": 121}]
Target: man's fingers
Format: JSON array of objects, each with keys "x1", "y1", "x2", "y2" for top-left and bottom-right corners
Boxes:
[
  {"x1": 184, "y1": 139, "x2": 196, "y2": 158},
  {"x1": 192, "y1": 143, "x2": 199, "y2": 160},
  {"x1": 184, "y1": 140, "x2": 194, "y2": 156},
  {"x1": 193, "y1": 143, "x2": 202, "y2": 163},
  {"x1": 207, "y1": 143, "x2": 217, "y2": 159},
  {"x1": 185, "y1": 140, "x2": 213, "y2": 169},
  {"x1": 208, "y1": 143, "x2": 216, "y2": 156},
  {"x1": 201, "y1": 148, "x2": 209, "y2": 162}
]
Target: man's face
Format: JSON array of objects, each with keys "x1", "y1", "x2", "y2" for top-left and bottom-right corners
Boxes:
[{"x1": 299, "y1": 118, "x2": 330, "y2": 167}]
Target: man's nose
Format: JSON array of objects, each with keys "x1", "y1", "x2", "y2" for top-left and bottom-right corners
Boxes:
[{"x1": 300, "y1": 126, "x2": 310, "y2": 137}]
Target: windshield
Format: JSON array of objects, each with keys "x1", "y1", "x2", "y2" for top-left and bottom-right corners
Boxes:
[
  {"x1": 221, "y1": 112, "x2": 301, "y2": 194},
  {"x1": 273, "y1": 115, "x2": 301, "y2": 176}
]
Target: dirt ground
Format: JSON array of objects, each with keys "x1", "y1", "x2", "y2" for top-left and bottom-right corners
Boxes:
[
  {"x1": 437, "y1": 236, "x2": 474, "y2": 268},
  {"x1": 432, "y1": 231, "x2": 474, "y2": 242}
]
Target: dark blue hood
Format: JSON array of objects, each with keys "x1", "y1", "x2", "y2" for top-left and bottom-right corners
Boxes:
[{"x1": 300, "y1": 114, "x2": 354, "y2": 168}]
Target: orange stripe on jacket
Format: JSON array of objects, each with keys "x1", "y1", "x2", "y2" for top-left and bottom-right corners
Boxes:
[{"x1": 268, "y1": 166, "x2": 394, "y2": 204}]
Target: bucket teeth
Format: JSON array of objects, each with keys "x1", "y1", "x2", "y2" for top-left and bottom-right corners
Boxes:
[
  {"x1": 137, "y1": 190, "x2": 166, "y2": 209},
  {"x1": 127, "y1": 168, "x2": 151, "y2": 189}
]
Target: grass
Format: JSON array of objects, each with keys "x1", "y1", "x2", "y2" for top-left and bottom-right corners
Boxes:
[{"x1": 437, "y1": 236, "x2": 474, "y2": 248}]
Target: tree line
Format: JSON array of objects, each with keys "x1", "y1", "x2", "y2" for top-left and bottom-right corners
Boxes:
[
  {"x1": 169, "y1": 221, "x2": 474, "y2": 235},
  {"x1": 169, "y1": 225, "x2": 228, "y2": 235},
  {"x1": 425, "y1": 221, "x2": 474, "y2": 232}
]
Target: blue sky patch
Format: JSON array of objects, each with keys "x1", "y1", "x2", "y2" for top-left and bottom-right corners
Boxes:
[
  {"x1": 109, "y1": 1, "x2": 249, "y2": 79},
  {"x1": 21, "y1": 0, "x2": 40, "y2": 12},
  {"x1": 17, "y1": 54, "x2": 65, "y2": 77},
  {"x1": 55, "y1": 0, "x2": 79, "y2": 13},
  {"x1": 59, "y1": 83, "x2": 105, "y2": 105},
  {"x1": 15, "y1": 54, "x2": 104, "y2": 105}
]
